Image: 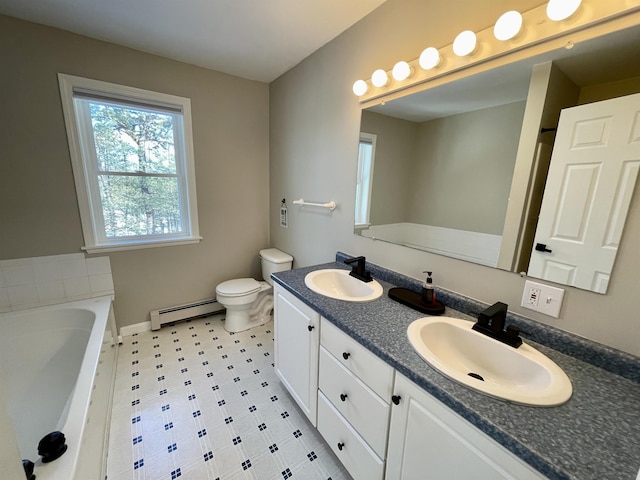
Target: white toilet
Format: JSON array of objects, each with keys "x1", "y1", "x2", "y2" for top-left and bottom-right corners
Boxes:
[{"x1": 215, "y1": 248, "x2": 293, "y2": 332}]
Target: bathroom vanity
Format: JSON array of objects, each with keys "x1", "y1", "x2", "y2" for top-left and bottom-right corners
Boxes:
[{"x1": 272, "y1": 257, "x2": 640, "y2": 480}]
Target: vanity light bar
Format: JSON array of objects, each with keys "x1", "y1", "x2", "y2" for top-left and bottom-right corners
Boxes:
[{"x1": 352, "y1": 0, "x2": 610, "y2": 99}]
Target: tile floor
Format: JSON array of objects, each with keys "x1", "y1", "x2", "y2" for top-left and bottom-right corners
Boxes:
[{"x1": 106, "y1": 314, "x2": 352, "y2": 480}]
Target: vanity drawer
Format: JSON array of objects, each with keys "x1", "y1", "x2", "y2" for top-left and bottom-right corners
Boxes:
[
  {"x1": 320, "y1": 318, "x2": 394, "y2": 400},
  {"x1": 317, "y1": 391, "x2": 385, "y2": 480},
  {"x1": 319, "y1": 346, "x2": 390, "y2": 458}
]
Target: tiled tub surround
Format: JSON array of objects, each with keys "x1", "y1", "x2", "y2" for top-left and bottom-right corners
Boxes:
[
  {"x1": 272, "y1": 255, "x2": 640, "y2": 480},
  {"x1": 0, "y1": 296, "x2": 117, "y2": 480},
  {"x1": 0, "y1": 253, "x2": 114, "y2": 313}
]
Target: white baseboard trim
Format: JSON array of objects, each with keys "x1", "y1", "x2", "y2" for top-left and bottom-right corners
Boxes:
[{"x1": 120, "y1": 321, "x2": 152, "y2": 337}]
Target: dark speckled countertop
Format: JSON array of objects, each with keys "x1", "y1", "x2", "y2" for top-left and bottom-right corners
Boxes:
[{"x1": 272, "y1": 257, "x2": 640, "y2": 480}]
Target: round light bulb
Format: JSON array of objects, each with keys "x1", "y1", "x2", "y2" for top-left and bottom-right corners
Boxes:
[
  {"x1": 392, "y1": 61, "x2": 412, "y2": 81},
  {"x1": 352, "y1": 79, "x2": 368, "y2": 96},
  {"x1": 371, "y1": 69, "x2": 389, "y2": 87},
  {"x1": 546, "y1": 0, "x2": 582, "y2": 21},
  {"x1": 453, "y1": 30, "x2": 477, "y2": 57},
  {"x1": 419, "y1": 47, "x2": 440, "y2": 70},
  {"x1": 494, "y1": 10, "x2": 523, "y2": 41}
]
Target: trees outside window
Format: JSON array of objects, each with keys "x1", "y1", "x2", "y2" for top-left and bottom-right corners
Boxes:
[{"x1": 58, "y1": 74, "x2": 200, "y2": 253}]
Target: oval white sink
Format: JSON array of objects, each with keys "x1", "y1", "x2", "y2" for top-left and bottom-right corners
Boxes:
[
  {"x1": 304, "y1": 269, "x2": 383, "y2": 302},
  {"x1": 407, "y1": 316, "x2": 572, "y2": 406}
]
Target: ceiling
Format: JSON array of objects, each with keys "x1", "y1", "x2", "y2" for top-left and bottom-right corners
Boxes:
[{"x1": 0, "y1": 0, "x2": 387, "y2": 82}]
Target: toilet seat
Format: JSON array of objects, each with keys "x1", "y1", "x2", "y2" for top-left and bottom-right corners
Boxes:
[{"x1": 216, "y1": 278, "x2": 261, "y2": 297}]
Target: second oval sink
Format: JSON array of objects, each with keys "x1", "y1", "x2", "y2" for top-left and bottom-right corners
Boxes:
[
  {"x1": 304, "y1": 269, "x2": 383, "y2": 302},
  {"x1": 407, "y1": 316, "x2": 572, "y2": 406}
]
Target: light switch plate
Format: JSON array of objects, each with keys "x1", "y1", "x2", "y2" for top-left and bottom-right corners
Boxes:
[{"x1": 521, "y1": 280, "x2": 564, "y2": 318}]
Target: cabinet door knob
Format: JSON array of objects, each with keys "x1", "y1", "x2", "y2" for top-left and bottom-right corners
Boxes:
[
  {"x1": 392, "y1": 395, "x2": 401, "y2": 405},
  {"x1": 307, "y1": 324, "x2": 314, "y2": 332},
  {"x1": 340, "y1": 393, "x2": 348, "y2": 402},
  {"x1": 337, "y1": 442, "x2": 345, "y2": 451},
  {"x1": 342, "y1": 352, "x2": 350, "y2": 360}
]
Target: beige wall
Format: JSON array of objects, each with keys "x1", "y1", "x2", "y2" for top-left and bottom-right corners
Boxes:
[
  {"x1": 0, "y1": 15, "x2": 270, "y2": 328},
  {"x1": 578, "y1": 75, "x2": 640, "y2": 104},
  {"x1": 409, "y1": 101, "x2": 525, "y2": 234},
  {"x1": 269, "y1": 0, "x2": 640, "y2": 356}
]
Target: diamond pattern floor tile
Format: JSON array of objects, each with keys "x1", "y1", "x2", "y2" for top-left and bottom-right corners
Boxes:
[{"x1": 107, "y1": 314, "x2": 352, "y2": 480}]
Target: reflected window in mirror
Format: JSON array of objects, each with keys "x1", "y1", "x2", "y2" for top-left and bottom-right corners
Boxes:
[{"x1": 355, "y1": 133, "x2": 376, "y2": 227}]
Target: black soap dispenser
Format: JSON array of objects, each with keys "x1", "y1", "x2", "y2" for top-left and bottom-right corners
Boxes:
[{"x1": 422, "y1": 271, "x2": 436, "y2": 305}]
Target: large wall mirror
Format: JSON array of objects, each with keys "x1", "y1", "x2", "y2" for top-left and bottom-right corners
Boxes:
[{"x1": 354, "y1": 24, "x2": 640, "y2": 293}]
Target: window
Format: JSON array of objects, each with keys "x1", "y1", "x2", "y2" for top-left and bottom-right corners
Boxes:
[
  {"x1": 58, "y1": 74, "x2": 200, "y2": 253},
  {"x1": 355, "y1": 133, "x2": 377, "y2": 227}
]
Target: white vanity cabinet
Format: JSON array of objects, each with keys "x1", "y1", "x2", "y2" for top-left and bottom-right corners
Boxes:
[
  {"x1": 273, "y1": 284, "x2": 320, "y2": 426},
  {"x1": 386, "y1": 373, "x2": 547, "y2": 480},
  {"x1": 317, "y1": 318, "x2": 395, "y2": 480},
  {"x1": 273, "y1": 283, "x2": 548, "y2": 479}
]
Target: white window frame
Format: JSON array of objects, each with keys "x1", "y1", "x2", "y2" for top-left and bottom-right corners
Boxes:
[
  {"x1": 355, "y1": 132, "x2": 377, "y2": 227},
  {"x1": 58, "y1": 73, "x2": 201, "y2": 253}
]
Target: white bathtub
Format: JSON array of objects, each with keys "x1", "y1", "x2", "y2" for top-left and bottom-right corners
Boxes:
[
  {"x1": 0, "y1": 296, "x2": 117, "y2": 480},
  {"x1": 361, "y1": 222, "x2": 503, "y2": 267}
]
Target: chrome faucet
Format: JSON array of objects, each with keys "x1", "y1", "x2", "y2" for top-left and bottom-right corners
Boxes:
[
  {"x1": 472, "y1": 302, "x2": 523, "y2": 348},
  {"x1": 344, "y1": 256, "x2": 373, "y2": 283}
]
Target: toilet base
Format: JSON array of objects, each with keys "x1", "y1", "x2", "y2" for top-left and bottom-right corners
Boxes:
[
  {"x1": 223, "y1": 293, "x2": 274, "y2": 333},
  {"x1": 224, "y1": 310, "x2": 272, "y2": 333}
]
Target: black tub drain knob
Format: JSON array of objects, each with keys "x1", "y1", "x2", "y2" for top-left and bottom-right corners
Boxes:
[{"x1": 37, "y1": 431, "x2": 68, "y2": 463}]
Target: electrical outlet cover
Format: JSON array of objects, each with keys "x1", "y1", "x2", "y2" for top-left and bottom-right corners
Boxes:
[{"x1": 521, "y1": 280, "x2": 564, "y2": 318}]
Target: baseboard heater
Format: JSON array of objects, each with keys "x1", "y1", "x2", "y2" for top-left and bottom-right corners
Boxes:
[{"x1": 150, "y1": 298, "x2": 224, "y2": 330}]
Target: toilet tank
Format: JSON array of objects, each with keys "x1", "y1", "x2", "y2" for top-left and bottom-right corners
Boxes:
[{"x1": 260, "y1": 248, "x2": 293, "y2": 286}]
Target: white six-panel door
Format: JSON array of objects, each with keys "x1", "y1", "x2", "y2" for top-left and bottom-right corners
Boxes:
[{"x1": 528, "y1": 92, "x2": 640, "y2": 293}]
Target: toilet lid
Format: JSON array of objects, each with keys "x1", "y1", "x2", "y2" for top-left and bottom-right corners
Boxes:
[
  {"x1": 259, "y1": 248, "x2": 293, "y2": 264},
  {"x1": 216, "y1": 278, "x2": 261, "y2": 297}
]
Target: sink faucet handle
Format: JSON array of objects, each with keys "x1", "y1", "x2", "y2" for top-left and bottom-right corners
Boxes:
[{"x1": 505, "y1": 325, "x2": 523, "y2": 348}]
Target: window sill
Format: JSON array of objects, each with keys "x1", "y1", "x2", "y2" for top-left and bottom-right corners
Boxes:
[{"x1": 82, "y1": 236, "x2": 203, "y2": 254}]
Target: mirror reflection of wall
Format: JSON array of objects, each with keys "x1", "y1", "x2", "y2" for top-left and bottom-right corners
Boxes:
[
  {"x1": 354, "y1": 24, "x2": 640, "y2": 292},
  {"x1": 359, "y1": 101, "x2": 525, "y2": 266}
]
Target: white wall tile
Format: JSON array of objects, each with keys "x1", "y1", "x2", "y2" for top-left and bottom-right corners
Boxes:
[
  {"x1": 64, "y1": 277, "x2": 91, "y2": 298},
  {"x1": 86, "y1": 256, "x2": 111, "y2": 276},
  {"x1": 34, "y1": 262, "x2": 63, "y2": 283},
  {"x1": 0, "y1": 254, "x2": 114, "y2": 308},
  {"x1": 89, "y1": 274, "x2": 114, "y2": 294},
  {"x1": 8, "y1": 284, "x2": 38, "y2": 306},
  {"x1": 0, "y1": 258, "x2": 32, "y2": 269},
  {"x1": 32, "y1": 253, "x2": 83, "y2": 263},
  {"x1": 62, "y1": 259, "x2": 88, "y2": 279},
  {"x1": 0, "y1": 287, "x2": 10, "y2": 311},
  {"x1": 3, "y1": 265, "x2": 35, "y2": 287},
  {"x1": 37, "y1": 281, "x2": 66, "y2": 303}
]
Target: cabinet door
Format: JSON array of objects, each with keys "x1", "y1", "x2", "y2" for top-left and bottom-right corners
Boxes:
[
  {"x1": 273, "y1": 284, "x2": 319, "y2": 426},
  {"x1": 386, "y1": 373, "x2": 546, "y2": 480}
]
